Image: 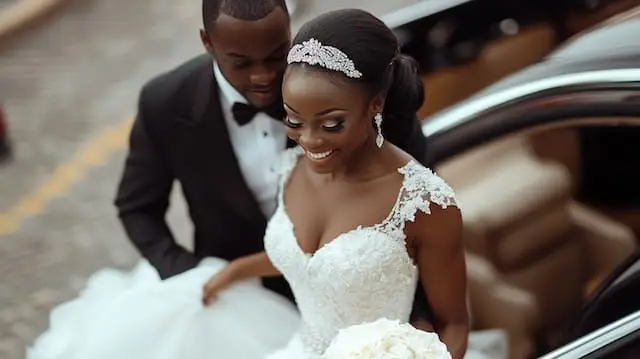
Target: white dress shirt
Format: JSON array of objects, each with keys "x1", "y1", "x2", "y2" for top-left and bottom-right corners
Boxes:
[{"x1": 213, "y1": 62, "x2": 287, "y2": 217}]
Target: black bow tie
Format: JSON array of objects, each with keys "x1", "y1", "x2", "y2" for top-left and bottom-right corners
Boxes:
[{"x1": 231, "y1": 102, "x2": 285, "y2": 126}]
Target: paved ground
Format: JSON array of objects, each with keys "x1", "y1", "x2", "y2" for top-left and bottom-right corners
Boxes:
[
  {"x1": 0, "y1": 0, "x2": 418, "y2": 357},
  {"x1": 0, "y1": 0, "x2": 18, "y2": 10},
  {"x1": 0, "y1": 1, "x2": 16, "y2": 12}
]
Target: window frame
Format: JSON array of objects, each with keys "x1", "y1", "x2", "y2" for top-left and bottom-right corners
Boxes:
[{"x1": 422, "y1": 68, "x2": 640, "y2": 166}]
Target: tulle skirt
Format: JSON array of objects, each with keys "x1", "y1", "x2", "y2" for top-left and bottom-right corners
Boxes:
[
  {"x1": 27, "y1": 258, "x2": 301, "y2": 359},
  {"x1": 27, "y1": 258, "x2": 508, "y2": 359}
]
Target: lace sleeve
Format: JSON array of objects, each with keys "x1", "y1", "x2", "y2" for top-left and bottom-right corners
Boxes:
[
  {"x1": 419, "y1": 170, "x2": 458, "y2": 213},
  {"x1": 396, "y1": 162, "x2": 458, "y2": 224}
]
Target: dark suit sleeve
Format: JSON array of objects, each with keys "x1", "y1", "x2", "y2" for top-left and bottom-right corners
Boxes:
[{"x1": 115, "y1": 90, "x2": 199, "y2": 279}]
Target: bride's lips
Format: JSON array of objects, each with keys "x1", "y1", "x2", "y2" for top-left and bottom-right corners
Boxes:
[{"x1": 304, "y1": 149, "x2": 335, "y2": 163}]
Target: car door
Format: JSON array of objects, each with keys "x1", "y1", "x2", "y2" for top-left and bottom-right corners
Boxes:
[
  {"x1": 539, "y1": 310, "x2": 640, "y2": 359},
  {"x1": 564, "y1": 250, "x2": 640, "y2": 343},
  {"x1": 421, "y1": 68, "x2": 640, "y2": 357}
]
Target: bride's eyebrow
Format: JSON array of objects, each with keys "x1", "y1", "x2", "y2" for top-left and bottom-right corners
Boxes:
[
  {"x1": 315, "y1": 108, "x2": 346, "y2": 116},
  {"x1": 283, "y1": 103, "x2": 299, "y2": 113},
  {"x1": 284, "y1": 103, "x2": 347, "y2": 117}
]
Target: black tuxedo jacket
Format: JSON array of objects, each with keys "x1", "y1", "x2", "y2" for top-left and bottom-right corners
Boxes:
[{"x1": 115, "y1": 54, "x2": 434, "y2": 322}]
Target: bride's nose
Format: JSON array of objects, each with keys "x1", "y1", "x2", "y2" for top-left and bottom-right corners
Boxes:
[{"x1": 298, "y1": 129, "x2": 325, "y2": 149}]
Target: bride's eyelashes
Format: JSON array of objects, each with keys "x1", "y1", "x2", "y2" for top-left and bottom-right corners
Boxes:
[
  {"x1": 284, "y1": 116, "x2": 345, "y2": 132},
  {"x1": 322, "y1": 119, "x2": 345, "y2": 132},
  {"x1": 284, "y1": 116, "x2": 303, "y2": 128}
]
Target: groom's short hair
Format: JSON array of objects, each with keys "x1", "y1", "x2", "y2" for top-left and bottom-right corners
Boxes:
[{"x1": 203, "y1": 0, "x2": 289, "y2": 31}]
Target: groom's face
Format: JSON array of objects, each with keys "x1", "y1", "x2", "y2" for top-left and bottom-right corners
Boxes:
[{"x1": 200, "y1": 8, "x2": 291, "y2": 109}]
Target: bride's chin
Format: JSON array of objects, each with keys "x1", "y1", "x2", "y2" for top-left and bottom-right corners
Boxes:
[
  {"x1": 305, "y1": 160, "x2": 337, "y2": 174},
  {"x1": 304, "y1": 158, "x2": 342, "y2": 175}
]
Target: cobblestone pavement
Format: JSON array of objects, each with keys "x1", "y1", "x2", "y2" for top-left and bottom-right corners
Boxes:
[{"x1": 0, "y1": 0, "x2": 417, "y2": 357}]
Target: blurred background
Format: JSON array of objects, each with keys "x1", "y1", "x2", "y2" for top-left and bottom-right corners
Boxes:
[{"x1": 1, "y1": 0, "x2": 640, "y2": 358}]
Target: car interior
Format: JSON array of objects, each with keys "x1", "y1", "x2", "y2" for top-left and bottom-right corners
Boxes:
[
  {"x1": 396, "y1": 0, "x2": 640, "y2": 117},
  {"x1": 392, "y1": 2, "x2": 640, "y2": 357},
  {"x1": 435, "y1": 120, "x2": 639, "y2": 358}
]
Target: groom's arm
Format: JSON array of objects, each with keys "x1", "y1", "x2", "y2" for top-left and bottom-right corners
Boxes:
[{"x1": 115, "y1": 86, "x2": 199, "y2": 279}]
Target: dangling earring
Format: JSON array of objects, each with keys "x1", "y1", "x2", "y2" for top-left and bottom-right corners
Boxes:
[{"x1": 374, "y1": 113, "x2": 384, "y2": 148}]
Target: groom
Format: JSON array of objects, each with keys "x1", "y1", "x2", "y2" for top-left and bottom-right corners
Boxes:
[{"x1": 115, "y1": 0, "x2": 434, "y2": 327}]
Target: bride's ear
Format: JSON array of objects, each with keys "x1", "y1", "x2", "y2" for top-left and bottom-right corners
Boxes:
[{"x1": 368, "y1": 93, "x2": 385, "y2": 119}]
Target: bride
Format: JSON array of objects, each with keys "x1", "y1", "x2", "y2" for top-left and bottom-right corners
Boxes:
[{"x1": 28, "y1": 9, "x2": 507, "y2": 359}]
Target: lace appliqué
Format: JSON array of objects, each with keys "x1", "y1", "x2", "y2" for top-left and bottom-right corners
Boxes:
[{"x1": 370, "y1": 160, "x2": 458, "y2": 243}]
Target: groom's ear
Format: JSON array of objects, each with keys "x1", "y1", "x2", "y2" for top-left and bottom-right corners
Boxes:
[{"x1": 200, "y1": 29, "x2": 215, "y2": 55}]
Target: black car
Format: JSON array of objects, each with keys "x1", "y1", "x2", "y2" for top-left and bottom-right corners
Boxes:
[
  {"x1": 541, "y1": 251, "x2": 640, "y2": 358},
  {"x1": 384, "y1": 0, "x2": 639, "y2": 117},
  {"x1": 418, "y1": 5, "x2": 640, "y2": 359}
]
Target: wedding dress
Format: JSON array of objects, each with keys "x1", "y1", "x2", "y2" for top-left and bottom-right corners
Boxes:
[{"x1": 28, "y1": 148, "x2": 508, "y2": 359}]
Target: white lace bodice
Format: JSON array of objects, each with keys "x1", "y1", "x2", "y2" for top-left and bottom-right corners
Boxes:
[{"x1": 264, "y1": 148, "x2": 457, "y2": 356}]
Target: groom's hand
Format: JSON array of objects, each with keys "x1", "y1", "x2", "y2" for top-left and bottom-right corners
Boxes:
[{"x1": 411, "y1": 318, "x2": 435, "y2": 332}]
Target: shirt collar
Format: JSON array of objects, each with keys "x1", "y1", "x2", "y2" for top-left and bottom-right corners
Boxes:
[{"x1": 213, "y1": 61, "x2": 247, "y2": 105}]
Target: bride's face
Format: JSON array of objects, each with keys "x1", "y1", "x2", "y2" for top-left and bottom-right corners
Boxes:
[{"x1": 282, "y1": 66, "x2": 379, "y2": 174}]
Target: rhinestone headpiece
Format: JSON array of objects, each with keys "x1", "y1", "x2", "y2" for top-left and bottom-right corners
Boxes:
[{"x1": 287, "y1": 38, "x2": 363, "y2": 79}]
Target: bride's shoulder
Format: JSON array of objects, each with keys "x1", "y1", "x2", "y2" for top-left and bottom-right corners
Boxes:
[{"x1": 398, "y1": 160, "x2": 458, "y2": 212}]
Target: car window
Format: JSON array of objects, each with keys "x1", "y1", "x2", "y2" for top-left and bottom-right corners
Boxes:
[
  {"x1": 435, "y1": 117, "x2": 640, "y2": 357},
  {"x1": 575, "y1": 126, "x2": 640, "y2": 208}
]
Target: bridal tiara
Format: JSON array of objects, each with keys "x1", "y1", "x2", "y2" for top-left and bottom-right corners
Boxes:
[{"x1": 286, "y1": 38, "x2": 363, "y2": 79}]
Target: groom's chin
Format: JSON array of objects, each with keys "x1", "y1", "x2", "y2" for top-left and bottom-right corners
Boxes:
[
  {"x1": 245, "y1": 89, "x2": 280, "y2": 109},
  {"x1": 244, "y1": 72, "x2": 282, "y2": 108}
]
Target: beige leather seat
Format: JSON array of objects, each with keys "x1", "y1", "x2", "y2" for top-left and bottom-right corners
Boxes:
[
  {"x1": 466, "y1": 252, "x2": 537, "y2": 359},
  {"x1": 438, "y1": 135, "x2": 637, "y2": 358},
  {"x1": 529, "y1": 125, "x2": 640, "y2": 241},
  {"x1": 466, "y1": 201, "x2": 636, "y2": 358},
  {"x1": 529, "y1": 127, "x2": 581, "y2": 183}
]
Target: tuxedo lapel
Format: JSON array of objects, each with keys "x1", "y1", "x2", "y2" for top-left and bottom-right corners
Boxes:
[{"x1": 184, "y1": 60, "x2": 266, "y2": 224}]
